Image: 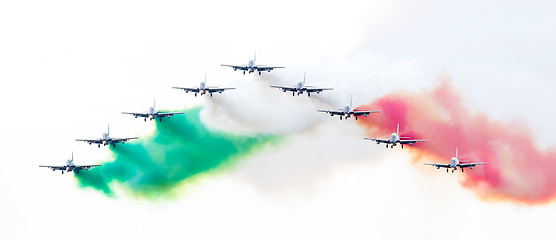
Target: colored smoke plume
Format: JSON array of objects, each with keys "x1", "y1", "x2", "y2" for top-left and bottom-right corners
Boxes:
[
  {"x1": 76, "y1": 107, "x2": 278, "y2": 199},
  {"x1": 357, "y1": 75, "x2": 556, "y2": 205}
]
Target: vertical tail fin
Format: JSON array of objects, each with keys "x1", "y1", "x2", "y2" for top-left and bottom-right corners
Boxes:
[
  {"x1": 154, "y1": 98, "x2": 156, "y2": 110},
  {"x1": 107, "y1": 124, "x2": 110, "y2": 136},
  {"x1": 350, "y1": 95, "x2": 353, "y2": 109},
  {"x1": 69, "y1": 151, "x2": 74, "y2": 165},
  {"x1": 303, "y1": 72, "x2": 306, "y2": 86},
  {"x1": 397, "y1": 123, "x2": 400, "y2": 136},
  {"x1": 204, "y1": 72, "x2": 207, "y2": 84},
  {"x1": 253, "y1": 51, "x2": 257, "y2": 63},
  {"x1": 456, "y1": 147, "x2": 458, "y2": 159}
]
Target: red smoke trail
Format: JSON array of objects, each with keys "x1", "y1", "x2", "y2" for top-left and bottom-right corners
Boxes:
[{"x1": 357, "y1": 75, "x2": 556, "y2": 205}]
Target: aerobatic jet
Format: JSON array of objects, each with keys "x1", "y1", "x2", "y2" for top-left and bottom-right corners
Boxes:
[
  {"x1": 221, "y1": 52, "x2": 284, "y2": 75},
  {"x1": 364, "y1": 124, "x2": 427, "y2": 149},
  {"x1": 39, "y1": 152, "x2": 101, "y2": 175},
  {"x1": 172, "y1": 74, "x2": 235, "y2": 97},
  {"x1": 122, "y1": 99, "x2": 185, "y2": 122},
  {"x1": 317, "y1": 95, "x2": 380, "y2": 120},
  {"x1": 76, "y1": 125, "x2": 137, "y2": 148},
  {"x1": 424, "y1": 148, "x2": 487, "y2": 173},
  {"x1": 270, "y1": 72, "x2": 333, "y2": 97}
]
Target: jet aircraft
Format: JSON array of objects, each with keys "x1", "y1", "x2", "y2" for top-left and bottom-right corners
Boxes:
[
  {"x1": 364, "y1": 124, "x2": 427, "y2": 148},
  {"x1": 39, "y1": 152, "x2": 101, "y2": 174},
  {"x1": 76, "y1": 125, "x2": 137, "y2": 148},
  {"x1": 424, "y1": 148, "x2": 487, "y2": 173},
  {"x1": 122, "y1": 99, "x2": 185, "y2": 121},
  {"x1": 221, "y1": 52, "x2": 284, "y2": 75},
  {"x1": 172, "y1": 74, "x2": 235, "y2": 97},
  {"x1": 317, "y1": 95, "x2": 380, "y2": 120},
  {"x1": 270, "y1": 73, "x2": 333, "y2": 97}
]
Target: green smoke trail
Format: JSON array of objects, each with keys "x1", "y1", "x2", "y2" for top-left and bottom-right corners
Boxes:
[{"x1": 75, "y1": 106, "x2": 279, "y2": 199}]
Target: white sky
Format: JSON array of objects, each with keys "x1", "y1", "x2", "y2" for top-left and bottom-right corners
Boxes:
[{"x1": 1, "y1": 0, "x2": 555, "y2": 239}]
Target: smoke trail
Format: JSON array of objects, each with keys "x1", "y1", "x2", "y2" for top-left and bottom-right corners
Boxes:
[
  {"x1": 75, "y1": 107, "x2": 279, "y2": 199},
  {"x1": 201, "y1": 76, "x2": 332, "y2": 135},
  {"x1": 357, "y1": 75, "x2": 556, "y2": 205}
]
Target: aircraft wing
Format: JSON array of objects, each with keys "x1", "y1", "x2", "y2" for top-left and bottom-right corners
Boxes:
[
  {"x1": 221, "y1": 64, "x2": 248, "y2": 71},
  {"x1": 317, "y1": 110, "x2": 343, "y2": 116},
  {"x1": 172, "y1": 87, "x2": 200, "y2": 93},
  {"x1": 423, "y1": 163, "x2": 451, "y2": 168},
  {"x1": 459, "y1": 162, "x2": 487, "y2": 168},
  {"x1": 109, "y1": 137, "x2": 138, "y2": 144},
  {"x1": 363, "y1": 137, "x2": 390, "y2": 144},
  {"x1": 75, "y1": 139, "x2": 103, "y2": 144},
  {"x1": 305, "y1": 87, "x2": 334, "y2": 93},
  {"x1": 39, "y1": 165, "x2": 66, "y2": 170},
  {"x1": 270, "y1": 86, "x2": 297, "y2": 92},
  {"x1": 399, "y1": 139, "x2": 427, "y2": 144},
  {"x1": 121, "y1": 112, "x2": 149, "y2": 118},
  {"x1": 352, "y1": 110, "x2": 381, "y2": 116},
  {"x1": 73, "y1": 164, "x2": 102, "y2": 170},
  {"x1": 256, "y1": 66, "x2": 284, "y2": 71},
  {"x1": 206, "y1": 87, "x2": 236, "y2": 93},
  {"x1": 155, "y1": 112, "x2": 185, "y2": 117}
]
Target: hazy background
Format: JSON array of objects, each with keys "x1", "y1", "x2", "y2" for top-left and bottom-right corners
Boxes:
[{"x1": 1, "y1": 0, "x2": 555, "y2": 239}]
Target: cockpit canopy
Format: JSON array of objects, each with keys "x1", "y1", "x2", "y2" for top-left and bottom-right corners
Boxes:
[
  {"x1": 343, "y1": 106, "x2": 351, "y2": 113},
  {"x1": 390, "y1": 133, "x2": 399, "y2": 141}
]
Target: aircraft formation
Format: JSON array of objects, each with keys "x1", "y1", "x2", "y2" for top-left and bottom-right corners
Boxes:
[{"x1": 40, "y1": 52, "x2": 486, "y2": 175}]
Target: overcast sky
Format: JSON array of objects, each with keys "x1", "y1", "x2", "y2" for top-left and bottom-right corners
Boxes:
[{"x1": 1, "y1": 1, "x2": 555, "y2": 239}]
